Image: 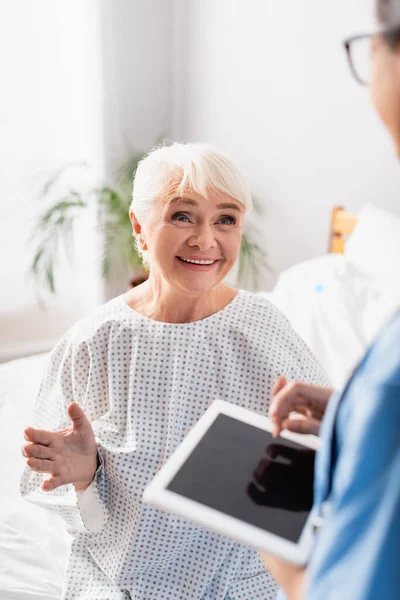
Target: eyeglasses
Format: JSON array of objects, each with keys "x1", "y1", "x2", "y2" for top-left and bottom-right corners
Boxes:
[
  {"x1": 343, "y1": 26, "x2": 400, "y2": 86},
  {"x1": 343, "y1": 33, "x2": 374, "y2": 86}
]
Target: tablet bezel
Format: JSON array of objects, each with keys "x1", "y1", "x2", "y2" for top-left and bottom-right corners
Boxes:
[{"x1": 143, "y1": 399, "x2": 320, "y2": 566}]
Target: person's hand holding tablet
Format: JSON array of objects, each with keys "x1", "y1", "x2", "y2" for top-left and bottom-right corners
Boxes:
[
  {"x1": 269, "y1": 376, "x2": 334, "y2": 437},
  {"x1": 258, "y1": 377, "x2": 335, "y2": 597}
]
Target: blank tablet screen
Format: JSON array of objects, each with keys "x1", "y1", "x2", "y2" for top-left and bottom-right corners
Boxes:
[{"x1": 167, "y1": 414, "x2": 316, "y2": 543}]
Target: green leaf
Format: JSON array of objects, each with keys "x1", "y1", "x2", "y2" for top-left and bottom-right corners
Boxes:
[
  {"x1": 32, "y1": 248, "x2": 45, "y2": 274},
  {"x1": 46, "y1": 268, "x2": 55, "y2": 294}
]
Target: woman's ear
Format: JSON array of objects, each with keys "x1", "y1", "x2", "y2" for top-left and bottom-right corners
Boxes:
[
  {"x1": 130, "y1": 211, "x2": 142, "y2": 236},
  {"x1": 130, "y1": 211, "x2": 148, "y2": 251}
]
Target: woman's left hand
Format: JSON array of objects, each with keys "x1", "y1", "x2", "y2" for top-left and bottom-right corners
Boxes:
[{"x1": 261, "y1": 552, "x2": 306, "y2": 600}]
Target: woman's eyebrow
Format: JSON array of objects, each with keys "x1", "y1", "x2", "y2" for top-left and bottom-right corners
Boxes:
[
  {"x1": 170, "y1": 197, "x2": 198, "y2": 206},
  {"x1": 216, "y1": 202, "x2": 242, "y2": 212},
  {"x1": 171, "y1": 198, "x2": 242, "y2": 211}
]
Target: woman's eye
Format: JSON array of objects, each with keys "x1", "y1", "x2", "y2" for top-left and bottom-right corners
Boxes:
[
  {"x1": 172, "y1": 212, "x2": 191, "y2": 223},
  {"x1": 218, "y1": 215, "x2": 235, "y2": 225}
]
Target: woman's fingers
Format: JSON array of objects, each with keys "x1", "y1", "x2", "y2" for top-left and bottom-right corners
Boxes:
[
  {"x1": 24, "y1": 427, "x2": 53, "y2": 446},
  {"x1": 26, "y1": 456, "x2": 54, "y2": 474},
  {"x1": 41, "y1": 476, "x2": 63, "y2": 492},
  {"x1": 22, "y1": 443, "x2": 55, "y2": 460},
  {"x1": 24, "y1": 452, "x2": 70, "y2": 491},
  {"x1": 24, "y1": 412, "x2": 98, "y2": 491}
]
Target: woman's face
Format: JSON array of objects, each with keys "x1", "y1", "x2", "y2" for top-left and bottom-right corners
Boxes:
[
  {"x1": 131, "y1": 184, "x2": 245, "y2": 296},
  {"x1": 370, "y1": 33, "x2": 400, "y2": 156}
]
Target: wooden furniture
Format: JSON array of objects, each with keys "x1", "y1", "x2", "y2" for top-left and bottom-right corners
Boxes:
[{"x1": 329, "y1": 206, "x2": 358, "y2": 254}]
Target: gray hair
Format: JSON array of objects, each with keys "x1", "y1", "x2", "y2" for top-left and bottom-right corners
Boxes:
[
  {"x1": 377, "y1": 0, "x2": 400, "y2": 46},
  {"x1": 377, "y1": 0, "x2": 400, "y2": 24},
  {"x1": 130, "y1": 142, "x2": 252, "y2": 221}
]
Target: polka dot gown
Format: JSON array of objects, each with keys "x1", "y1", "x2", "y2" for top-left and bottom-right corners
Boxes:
[{"x1": 21, "y1": 290, "x2": 329, "y2": 599}]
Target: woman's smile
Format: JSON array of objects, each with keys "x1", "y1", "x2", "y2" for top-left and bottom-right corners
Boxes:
[{"x1": 176, "y1": 255, "x2": 221, "y2": 271}]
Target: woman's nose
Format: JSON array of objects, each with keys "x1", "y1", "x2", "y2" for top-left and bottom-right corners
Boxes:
[{"x1": 188, "y1": 225, "x2": 217, "y2": 250}]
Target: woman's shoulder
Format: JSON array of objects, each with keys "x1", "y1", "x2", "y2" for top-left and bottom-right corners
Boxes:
[
  {"x1": 234, "y1": 289, "x2": 295, "y2": 331},
  {"x1": 52, "y1": 295, "x2": 139, "y2": 355},
  {"x1": 234, "y1": 290, "x2": 329, "y2": 386},
  {"x1": 236, "y1": 289, "x2": 288, "y2": 316}
]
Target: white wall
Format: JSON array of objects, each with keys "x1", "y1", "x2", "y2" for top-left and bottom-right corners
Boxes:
[
  {"x1": 0, "y1": 1, "x2": 106, "y2": 361},
  {"x1": 100, "y1": 0, "x2": 173, "y2": 164},
  {"x1": 0, "y1": 0, "x2": 172, "y2": 361},
  {"x1": 171, "y1": 0, "x2": 400, "y2": 290},
  {"x1": 99, "y1": 0, "x2": 173, "y2": 300}
]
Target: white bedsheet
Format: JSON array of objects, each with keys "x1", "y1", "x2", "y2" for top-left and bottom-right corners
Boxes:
[
  {"x1": 0, "y1": 353, "x2": 71, "y2": 600},
  {"x1": 260, "y1": 253, "x2": 399, "y2": 389}
]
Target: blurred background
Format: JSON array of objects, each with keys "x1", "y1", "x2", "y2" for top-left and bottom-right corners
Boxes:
[{"x1": 1, "y1": 0, "x2": 400, "y2": 362}]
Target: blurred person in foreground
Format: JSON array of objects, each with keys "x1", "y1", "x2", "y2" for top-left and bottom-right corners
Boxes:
[{"x1": 262, "y1": 2, "x2": 400, "y2": 597}]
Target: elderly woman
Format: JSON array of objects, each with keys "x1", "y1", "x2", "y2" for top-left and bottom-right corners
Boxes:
[{"x1": 21, "y1": 143, "x2": 327, "y2": 600}]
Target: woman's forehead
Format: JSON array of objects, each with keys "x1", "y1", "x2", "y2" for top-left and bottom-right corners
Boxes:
[{"x1": 161, "y1": 184, "x2": 244, "y2": 211}]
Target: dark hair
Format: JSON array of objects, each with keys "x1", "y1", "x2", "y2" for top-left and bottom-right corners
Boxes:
[{"x1": 377, "y1": 0, "x2": 400, "y2": 46}]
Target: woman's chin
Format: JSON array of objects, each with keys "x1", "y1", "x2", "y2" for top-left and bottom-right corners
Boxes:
[
  {"x1": 173, "y1": 272, "x2": 226, "y2": 296},
  {"x1": 177, "y1": 279, "x2": 220, "y2": 296}
]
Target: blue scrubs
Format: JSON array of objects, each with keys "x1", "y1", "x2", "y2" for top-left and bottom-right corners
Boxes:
[{"x1": 280, "y1": 310, "x2": 400, "y2": 600}]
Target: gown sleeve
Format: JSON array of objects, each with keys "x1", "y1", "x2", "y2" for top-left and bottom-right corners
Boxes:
[{"x1": 20, "y1": 333, "x2": 109, "y2": 535}]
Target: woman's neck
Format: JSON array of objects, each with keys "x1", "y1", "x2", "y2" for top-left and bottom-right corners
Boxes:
[{"x1": 124, "y1": 278, "x2": 238, "y2": 323}]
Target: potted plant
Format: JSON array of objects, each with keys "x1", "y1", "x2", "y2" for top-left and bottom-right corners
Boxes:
[{"x1": 30, "y1": 149, "x2": 269, "y2": 296}]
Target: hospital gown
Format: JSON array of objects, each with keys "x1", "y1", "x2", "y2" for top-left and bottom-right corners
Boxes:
[{"x1": 21, "y1": 290, "x2": 328, "y2": 600}]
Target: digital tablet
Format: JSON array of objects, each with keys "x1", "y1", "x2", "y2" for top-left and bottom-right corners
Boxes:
[{"x1": 143, "y1": 399, "x2": 320, "y2": 565}]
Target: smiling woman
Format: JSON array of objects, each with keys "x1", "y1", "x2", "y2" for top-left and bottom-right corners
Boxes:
[
  {"x1": 21, "y1": 141, "x2": 328, "y2": 600},
  {"x1": 127, "y1": 143, "x2": 250, "y2": 321}
]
